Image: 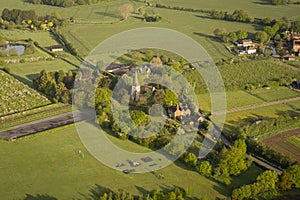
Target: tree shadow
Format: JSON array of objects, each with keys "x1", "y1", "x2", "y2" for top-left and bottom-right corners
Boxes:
[
  {"x1": 79, "y1": 184, "x2": 113, "y2": 200},
  {"x1": 253, "y1": 0, "x2": 272, "y2": 5},
  {"x1": 11, "y1": 74, "x2": 33, "y2": 87},
  {"x1": 24, "y1": 194, "x2": 58, "y2": 200}
]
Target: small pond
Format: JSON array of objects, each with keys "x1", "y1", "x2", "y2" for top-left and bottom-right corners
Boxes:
[{"x1": 0, "y1": 45, "x2": 26, "y2": 56}]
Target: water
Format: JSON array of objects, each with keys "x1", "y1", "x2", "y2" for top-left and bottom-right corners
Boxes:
[{"x1": 1, "y1": 45, "x2": 26, "y2": 56}]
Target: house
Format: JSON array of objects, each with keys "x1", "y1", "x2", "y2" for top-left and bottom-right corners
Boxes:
[
  {"x1": 247, "y1": 46, "x2": 257, "y2": 54},
  {"x1": 293, "y1": 34, "x2": 300, "y2": 53},
  {"x1": 235, "y1": 39, "x2": 254, "y2": 47},
  {"x1": 285, "y1": 55, "x2": 295, "y2": 61},
  {"x1": 50, "y1": 45, "x2": 63, "y2": 52}
]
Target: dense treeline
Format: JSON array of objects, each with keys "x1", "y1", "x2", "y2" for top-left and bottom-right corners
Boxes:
[
  {"x1": 96, "y1": 187, "x2": 193, "y2": 200},
  {"x1": 232, "y1": 165, "x2": 300, "y2": 200},
  {"x1": 28, "y1": 0, "x2": 102, "y2": 7},
  {"x1": 182, "y1": 140, "x2": 251, "y2": 186},
  {"x1": 33, "y1": 70, "x2": 74, "y2": 103},
  {"x1": 1, "y1": 8, "x2": 69, "y2": 30},
  {"x1": 1, "y1": 8, "x2": 37, "y2": 24}
]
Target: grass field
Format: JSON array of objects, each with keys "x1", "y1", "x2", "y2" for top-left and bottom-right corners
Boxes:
[
  {"x1": 0, "y1": 124, "x2": 267, "y2": 199},
  {"x1": 5, "y1": 59, "x2": 77, "y2": 86},
  {"x1": 62, "y1": 8, "x2": 260, "y2": 59},
  {"x1": 247, "y1": 87, "x2": 300, "y2": 102},
  {"x1": 0, "y1": 70, "x2": 50, "y2": 117},
  {"x1": 155, "y1": 0, "x2": 300, "y2": 20}
]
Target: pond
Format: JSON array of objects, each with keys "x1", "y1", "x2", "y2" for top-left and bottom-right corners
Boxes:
[{"x1": 0, "y1": 45, "x2": 26, "y2": 56}]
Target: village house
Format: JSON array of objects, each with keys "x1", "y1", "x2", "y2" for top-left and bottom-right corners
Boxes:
[
  {"x1": 50, "y1": 45, "x2": 63, "y2": 52},
  {"x1": 235, "y1": 39, "x2": 257, "y2": 55},
  {"x1": 292, "y1": 34, "x2": 300, "y2": 53}
]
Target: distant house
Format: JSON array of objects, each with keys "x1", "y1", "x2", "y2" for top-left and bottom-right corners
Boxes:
[
  {"x1": 293, "y1": 34, "x2": 300, "y2": 53},
  {"x1": 247, "y1": 46, "x2": 257, "y2": 54},
  {"x1": 50, "y1": 45, "x2": 63, "y2": 52},
  {"x1": 235, "y1": 39, "x2": 254, "y2": 47},
  {"x1": 285, "y1": 55, "x2": 295, "y2": 61}
]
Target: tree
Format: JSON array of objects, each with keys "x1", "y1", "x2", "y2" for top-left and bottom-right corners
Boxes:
[
  {"x1": 279, "y1": 165, "x2": 300, "y2": 191},
  {"x1": 183, "y1": 152, "x2": 197, "y2": 167},
  {"x1": 119, "y1": 3, "x2": 134, "y2": 20},
  {"x1": 213, "y1": 28, "x2": 227, "y2": 37},
  {"x1": 236, "y1": 30, "x2": 248, "y2": 39},
  {"x1": 255, "y1": 31, "x2": 269, "y2": 44},
  {"x1": 228, "y1": 32, "x2": 238, "y2": 43},
  {"x1": 163, "y1": 89, "x2": 179, "y2": 107},
  {"x1": 256, "y1": 170, "x2": 279, "y2": 190},
  {"x1": 196, "y1": 161, "x2": 212, "y2": 176}
]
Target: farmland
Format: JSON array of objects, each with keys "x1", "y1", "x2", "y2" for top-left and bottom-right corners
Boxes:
[
  {"x1": 263, "y1": 128, "x2": 300, "y2": 164},
  {"x1": 0, "y1": 0, "x2": 300, "y2": 199},
  {"x1": 0, "y1": 70, "x2": 50, "y2": 117}
]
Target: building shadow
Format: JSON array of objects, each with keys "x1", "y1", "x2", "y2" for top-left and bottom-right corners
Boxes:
[{"x1": 24, "y1": 194, "x2": 57, "y2": 200}]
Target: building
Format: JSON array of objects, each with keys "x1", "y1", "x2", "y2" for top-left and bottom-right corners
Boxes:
[
  {"x1": 247, "y1": 46, "x2": 257, "y2": 54},
  {"x1": 50, "y1": 45, "x2": 63, "y2": 52},
  {"x1": 235, "y1": 39, "x2": 254, "y2": 47},
  {"x1": 130, "y1": 70, "x2": 140, "y2": 102},
  {"x1": 293, "y1": 34, "x2": 300, "y2": 53}
]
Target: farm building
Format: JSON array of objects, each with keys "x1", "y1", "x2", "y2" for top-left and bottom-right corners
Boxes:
[
  {"x1": 247, "y1": 46, "x2": 257, "y2": 54},
  {"x1": 293, "y1": 34, "x2": 300, "y2": 53},
  {"x1": 235, "y1": 39, "x2": 254, "y2": 47},
  {"x1": 50, "y1": 45, "x2": 63, "y2": 52}
]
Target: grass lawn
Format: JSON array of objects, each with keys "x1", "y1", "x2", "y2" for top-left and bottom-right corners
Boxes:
[
  {"x1": 61, "y1": 7, "x2": 260, "y2": 59},
  {"x1": 155, "y1": 0, "x2": 300, "y2": 20},
  {"x1": 0, "y1": 125, "x2": 230, "y2": 199},
  {"x1": 222, "y1": 103, "x2": 296, "y2": 133},
  {"x1": 5, "y1": 59, "x2": 77, "y2": 86},
  {"x1": 247, "y1": 87, "x2": 300, "y2": 102}
]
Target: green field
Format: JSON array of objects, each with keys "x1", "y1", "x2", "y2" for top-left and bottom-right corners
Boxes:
[
  {"x1": 247, "y1": 87, "x2": 300, "y2": 102},
  {"x1": 0, "y1": 124, "x2": 267, "y2": 199},
  {"x1": 4, "y1": 59, "x2": 77, "y2": 86},
  {"x1": 155, "y1": 0, "x2": 300, "y2": 20},
  {"x1": 0, "y1": 70, "x2": 50, "y2": 117},
  {"x1": 222, "y1": 103, "x2": 297, "y2": 133}
]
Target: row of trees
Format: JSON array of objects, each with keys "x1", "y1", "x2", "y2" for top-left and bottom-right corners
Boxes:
[
  {"x1": 28, "y1": 0, "x2": 99, "y2": 7},
  {"x1": 1, "y1": 8, "x2": 37, "y2": 24},
  {"x1": 213, "y1": 28, "x2": 248, "y2": 43},
  {"x1": 182, "y1": 140, "x2": 251, "y2": 186},
  {"x1": 33, "y1": 70, "x2": 74, "y2": 103},
  {"x1": 98, "y1": 187, "x2": 192, "y2": 200},
  {"x1": 211, "y1": 9, "x2": 254, "y2": 23},
  {"x1": 232, "y1": 165, "x2": 300, "y2": 200}
]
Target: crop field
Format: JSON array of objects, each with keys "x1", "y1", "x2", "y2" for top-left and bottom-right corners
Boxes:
[
  {"x1": 263, "y1": 128, "x2": 300, "y2": 164},
  {"x1": 155, "y1": 0, "x2": 300, "y2": 20},
  {"x1": 0, "y1": 70, "x2": 50, "y2": 117}
]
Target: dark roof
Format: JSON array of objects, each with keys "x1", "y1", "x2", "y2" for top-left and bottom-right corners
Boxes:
[{"x1": 50, "y1": 45, "x2": 63, "y2": 49}]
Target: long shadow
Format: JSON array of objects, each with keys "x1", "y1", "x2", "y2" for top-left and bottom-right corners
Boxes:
[
  {"x1": 24, "y1": 194, "x2": 58, "y2": 200},
  {"x1": 11, "y1": 74, "x2": 33, "y2": 87},
  {"x1": 253, "y1": 0, "x2": 272, "y2": 5}
]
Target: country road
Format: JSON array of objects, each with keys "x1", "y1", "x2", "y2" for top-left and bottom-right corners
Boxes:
[{"x1": 0, "y1": 112, "x2": 89, "y2": 140}]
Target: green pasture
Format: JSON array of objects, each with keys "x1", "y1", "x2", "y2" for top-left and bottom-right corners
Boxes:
[
  {"x1": 0, "y1": 124, "x2": 267, "y2": 199},
  {"x1": 0, "y1": 125, "x2": 225, "y2": 199},
  {"x1": 62, "y1": 8, "x2": 260, "y2": 59},
  {"x1": 222, "y1": 103, "x2": 296, "y2": 133},
  {"x1": 247, "y1": 87, "x2": 300, "y2": 102},
  {"x1": 5, "y1": 59, "x2": 77, "y2": 86},
  {"x1": 155, "y1": 0, "x2": 300, "y2": 20}
]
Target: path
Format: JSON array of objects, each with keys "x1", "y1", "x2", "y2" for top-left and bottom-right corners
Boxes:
[{"x1": 0, "y1": 112, "x2": 89, "y2": 141}]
